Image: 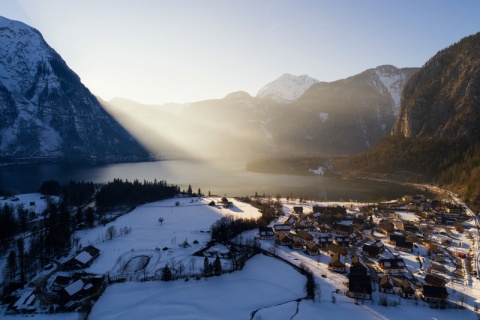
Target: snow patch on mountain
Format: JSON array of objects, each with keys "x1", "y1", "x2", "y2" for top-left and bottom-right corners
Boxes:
[
  {"x1": 374, "y1": 65, "x2": 408, "y2": 116},
  {"x1": 256, "y1": 73, "x2": 319, "y2": 103}
]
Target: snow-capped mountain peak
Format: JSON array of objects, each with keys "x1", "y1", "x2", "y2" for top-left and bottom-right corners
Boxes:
[{"x1": 256, "y1": 73, "x2": 319, "y2": 103}]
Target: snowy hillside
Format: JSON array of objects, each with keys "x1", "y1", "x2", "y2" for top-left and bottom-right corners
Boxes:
[{"x1": 256, "y1": 73, "x2": 319, "y2": 103}]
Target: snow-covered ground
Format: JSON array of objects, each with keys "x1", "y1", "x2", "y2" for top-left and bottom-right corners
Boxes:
[{"x1": 3, "y1": 196, "x2": 480, "y2": 319}]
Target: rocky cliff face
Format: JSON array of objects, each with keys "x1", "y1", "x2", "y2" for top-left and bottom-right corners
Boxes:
[
  {"x1": 392, "y1": 32, "x2": 480, "y2": 144},
  {"x1": 0, "y1": 17, "x2": 150, "y2": 162}
]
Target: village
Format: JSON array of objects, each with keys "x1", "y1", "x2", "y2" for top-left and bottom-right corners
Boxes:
[
  {"x1": 257, "y1": 193, "x2": 476, "y2": 308},
  {"x1": 1, "y1": 190, "x2": 479, "y2": 319}
]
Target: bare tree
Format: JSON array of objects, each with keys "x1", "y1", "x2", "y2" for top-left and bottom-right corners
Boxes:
[
  {"x1": 73, "y1": 237, "x2": 81, "y2": 251},
  {"x1": 105, "y1": 225, "x2": 117, "y2": 240}
]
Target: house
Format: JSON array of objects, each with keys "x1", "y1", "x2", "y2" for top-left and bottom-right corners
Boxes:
[
  {"x1": 284, "y1": 215, "x2": 299, "y2": 225},
  {"x1": 395, "y1": 240, "x2": 414, "y2": 253},
  {"x1": 350, "y1": 255, "x2": 368, "y2": 275},
  {"x1": 276, "y1": 232, "x2": 293, "y2": 246},
  {"x1": 293, "y1": 206, "x2": 303, "y2": 214},
  {"x1": 290, "y1": 237, "x2": 304, "y2": 250},
  {"x1": 400, "y1": 279, "x2": 416, "y2": 299},
  {"x1": 348, "y1": 232, "x2": 358, "y2": 244},
  {"x1": 347, "y1": 274, "x2": 372, "y2": 300},
  {"x1": 63, "y1": 245, "x2": 100, "y2": 270},
  {"x1": 305, "y1": 242, "x2": 320, "y2": 256},
  {"x1": 62, "y1": 279, "x2": 85, "y2": 301},
  {"x1": 424, "y1": 274, "x2": 446, "y2": 287},
  {"x1": 379, "y1": 275, "x2": 395, "y2": 294},
  {"x1": 365, "y1": 239, "x2": 385, "y2": 251},
  {"x1": 317, "y1": 236, "x2": 334, "y2": 248},
  {"x1": 421, "y1": 285, "x2": 448, "y2": 304},
  {"x1": 258, "y1": 226, "x2": 274, "y2": 239},
  {"x1": 378, "y1": 220, "x2": 395, "y2": 235},
  {"x1": 328, "y1": 243, "x2": 347, "y2": 257},
  {"x1": 362, "y1": 244, "x2": 380, "y2": 258},
  {"x1": 378, "y1": 258, "x2": 405, "y2": 274},
  {"x1": 389, "y1": 234, "x2": 406, "y2": 245},
  {"x1": 328, "y1": 254, "x2": 346, "y2": 273},
  {"x1": 334, "y1": 223, "x2": 352, "y2": 236},
  {"x1": 334, "y1": 236, "x2": 349, "y2": 247},
  {"x1": 52, "y1": 275, "x2": 73, "y2": 292},
  {"x1": 296, "y1": 230, "x2": 314, "y2": 242},
  {"x1": 273, "y1": 224, "x2": 291, "y2": 234}
]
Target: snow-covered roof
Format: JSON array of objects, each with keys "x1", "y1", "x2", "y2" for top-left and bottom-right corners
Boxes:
[
  {"x1": 14, "y1": 291, "x2": 35, "y2": 309},
  {"x1": 65, "y1": 279, "x2": 84, "y2": 296},
  {"x1": 75, "y1": 251, "x2": 93, "y2": 264}
]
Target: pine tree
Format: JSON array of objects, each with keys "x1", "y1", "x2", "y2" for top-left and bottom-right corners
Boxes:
[
  {"x1": 213, "y1": 256, "x2": 222, "y2": 276},
  {"x1": 162, "y1": 263, "x2": 172, "y2": 281},
  {"x1": 187, "y1": 185, "x2": 192, "y2": 196},
  {"x1": 203, "y1": 257, "x2": 210, "y2": 277},
  {"x1": 85, "y1": 207, "x2": 95, "y2": 228}
]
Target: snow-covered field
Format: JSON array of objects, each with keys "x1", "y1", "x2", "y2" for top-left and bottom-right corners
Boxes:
[{"x1": 2, "y1": 196, "x2": 479, "y2": 319}]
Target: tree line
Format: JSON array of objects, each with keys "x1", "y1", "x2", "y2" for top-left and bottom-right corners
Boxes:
[{"x1": 96, "y1": 178, "x2": 179, "y2": 209}]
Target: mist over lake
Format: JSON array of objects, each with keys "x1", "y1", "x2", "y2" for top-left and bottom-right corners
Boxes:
[{"x1": 0, "y1": 160, "x2": 420, "y2": 201}]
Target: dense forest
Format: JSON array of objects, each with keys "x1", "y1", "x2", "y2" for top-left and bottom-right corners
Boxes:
[{"x1": 336, "y1": 135, "x2": 480, "y2": 211}]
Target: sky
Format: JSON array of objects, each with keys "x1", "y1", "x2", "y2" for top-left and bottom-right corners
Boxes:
[{"x1": 1, "y1": 0, "x2": 480, "y2": 105}]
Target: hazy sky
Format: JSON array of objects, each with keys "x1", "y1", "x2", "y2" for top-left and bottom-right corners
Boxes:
[{"x1": 1, "y1": 0, "x2": 480, "y2": 104}]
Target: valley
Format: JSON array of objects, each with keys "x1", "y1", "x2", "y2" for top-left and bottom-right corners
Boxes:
[{"x1": 1, "y1": 189, "x2": 479, "y2": 319}]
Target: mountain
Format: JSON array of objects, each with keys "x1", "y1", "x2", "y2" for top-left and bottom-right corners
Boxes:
[
  {"x1": 340, "y1": 33, "x2": 480, "y2": 209},
  {"x1": 0, "y1": 17, "x2": 150, "y2": 163},
  {"x1": 256, "y1": 73, "x2": 319, "y2": 103},
  {"x1": 102, "y1": 67, "x2": 417, "y2": 159},
  {"x1": 269, "y1": 65, "x2": 418, "y2": 155},
  {"x1": 392, "y1": 34, "x2": 480, "y2": 143}
]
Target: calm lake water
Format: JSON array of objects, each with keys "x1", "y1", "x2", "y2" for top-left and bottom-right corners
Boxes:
[{"x1": 0, "y1": 160, "x2": 420, "y2": 202}]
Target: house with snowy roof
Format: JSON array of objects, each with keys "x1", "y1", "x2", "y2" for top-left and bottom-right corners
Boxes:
[
  {"x1": 63, "y1": 245, "x2": 100, "y2": 270},
  {"x1": 328, "y1": 253, "x2": 346, "y2": 273},
  {"x1": 305, "y1": 242, "x2": 320, "y2": 256},
  {"x1": 60, "y1": 279, "x2": 85, "y2": 302},
  {"x1": 258, "y1": 226, "x2": 274, "y2": 239},
  {"x1": 378, "y1": 258, "x2": 405, "y2": 274},
  {"x1": 399, "y1": 279, "x2": 416, "y2": 299},
  {"x1": 379, "y1": 275, "x2": 395, "y2": 294}
]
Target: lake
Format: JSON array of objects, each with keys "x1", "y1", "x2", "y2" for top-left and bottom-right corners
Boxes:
[{"x1": 0, "y1": 160, "x2": 420, "y2": 202}]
